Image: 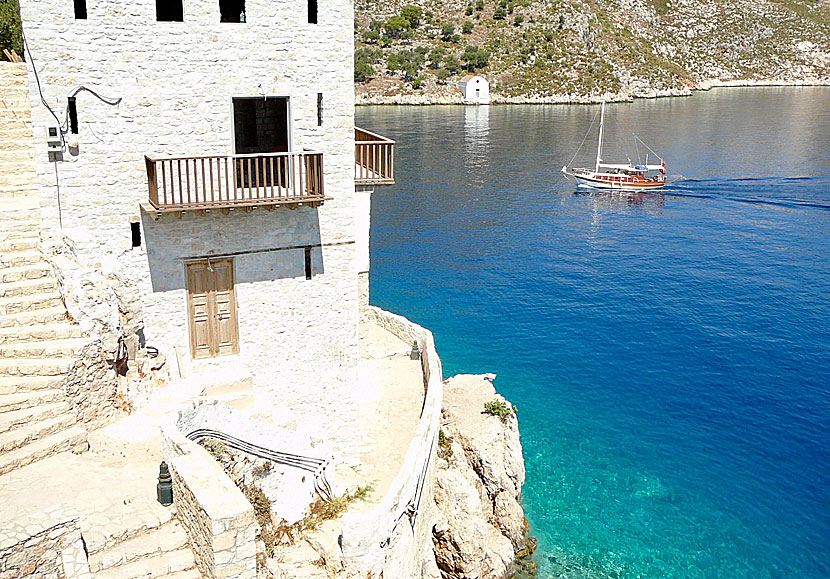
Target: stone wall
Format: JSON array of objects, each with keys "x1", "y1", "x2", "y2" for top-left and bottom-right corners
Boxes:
[
  {"x1": 162, "y1": 428, "x2": 257, "y2": 579},
  {"x1": 0, "y1": 510, "x2": 90, "y2": 579},
  {"x1": 60, "y1": 338, "x2": 120, "y2": 428},
  {"x1": 341, "y1": 306, "x2": 443, "y2": 578},
  {"x1": 18, "y1": 0, "x2": 360, "y2": 394}
]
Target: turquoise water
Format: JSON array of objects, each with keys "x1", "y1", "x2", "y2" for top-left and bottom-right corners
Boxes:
[{"x1": 357, "y1": 88, "x2": 830, "y2": 578}]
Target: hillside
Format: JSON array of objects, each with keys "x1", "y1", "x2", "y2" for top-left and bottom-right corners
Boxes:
[{"x1": 354, "y1": 0, "x2": 830, "y2": 103}]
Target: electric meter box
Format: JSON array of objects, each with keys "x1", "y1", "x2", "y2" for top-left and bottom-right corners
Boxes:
[{"x1": 47, "y1": 126, "x2": 63, "y2": 162}]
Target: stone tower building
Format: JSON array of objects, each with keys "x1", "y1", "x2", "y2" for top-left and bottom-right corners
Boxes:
[{"x1": 16, "y1": 0, "x2": 394, "y2": 398}]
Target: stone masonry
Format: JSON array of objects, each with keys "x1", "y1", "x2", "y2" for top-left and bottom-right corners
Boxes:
[
  {"x1": 0, "y1": 62, "x2": 89, "y2": 476},
  {"x1": 17, "y1": 0, "x2": 360, "y2": 400}
]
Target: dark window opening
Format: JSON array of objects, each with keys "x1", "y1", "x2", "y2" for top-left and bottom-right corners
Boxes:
[
  {"x1": 308, "y1": 0, "x2": 317, "y2": 24},
  {"x1": 74, "y1": 0, "x2": 87, "y2": 19},
  {"x1": 220, "y1": 0, "x2": 246, "y2": 22},
  {"x1": 130, "y1": 222, "x2": 142, "y2": 248},
  {"x1": 304, "y1": 247, "x2": 312, "y2": 280},
  {"x1": 232, "y1": 97, "x2": 289, "y2": 188},
  {"x1": 68, "y1": 97, "x2": 79, "y2": 134},
  {"x1": 317, "y1": 93, "x2": 323, "y2": 126},
  {"x1": 157, "y1": 0, "x2": 184, "y2": 22}
]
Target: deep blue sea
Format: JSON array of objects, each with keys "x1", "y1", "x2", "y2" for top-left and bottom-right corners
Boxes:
[{"x1": 357, "y1": 87, "x2": 830, "y2": 578}]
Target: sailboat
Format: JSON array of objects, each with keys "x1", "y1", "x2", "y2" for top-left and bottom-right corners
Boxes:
[{"x1": 561, "y1": 102, "x2": 667, "y2": 191}]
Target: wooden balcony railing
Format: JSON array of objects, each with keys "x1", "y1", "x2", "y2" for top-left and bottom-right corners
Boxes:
[
  {"x1": 355, "y1": 127, "x2": 395, "y2": 185},
  {"x1": 145, "y1": 151, "x2": 325, "y2": 213}
]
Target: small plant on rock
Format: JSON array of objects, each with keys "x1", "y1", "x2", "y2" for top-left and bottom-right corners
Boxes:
[
  {"x1": 438, "y1": 428, "x2": 454, "y2": 458},
  {"x1": 483, "y1": 399, "x2": 513, "y2": 422}
]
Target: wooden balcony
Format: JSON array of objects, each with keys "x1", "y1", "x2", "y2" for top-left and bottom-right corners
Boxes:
[
  {"x1": 355, "y1": 127, "x2": 395, "y2": 185},
  {"x1": 144, "y1": 151, "x2": 326, "y2": 214}
]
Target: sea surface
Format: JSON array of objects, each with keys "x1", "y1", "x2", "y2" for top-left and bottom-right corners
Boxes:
[{"x1": 357, "y1": 87, "x2": 830, "y2": 579}]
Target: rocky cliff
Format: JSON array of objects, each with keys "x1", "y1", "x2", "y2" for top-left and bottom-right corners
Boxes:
[
  {"x1": 433, "y1": 374, "x2": 535, "y2": 579},
  {"x1": 355, "y1": 0, "x2": 829, "y2": 103}
]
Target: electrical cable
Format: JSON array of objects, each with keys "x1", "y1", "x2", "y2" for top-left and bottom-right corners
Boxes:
[{"x1": 21, "y1": 28, "x2": 64, "y2": 148}]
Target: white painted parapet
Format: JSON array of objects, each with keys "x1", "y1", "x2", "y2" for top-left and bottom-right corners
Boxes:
[{"x1": 341, "y1": 306, "x2": 444, "y2": 577}]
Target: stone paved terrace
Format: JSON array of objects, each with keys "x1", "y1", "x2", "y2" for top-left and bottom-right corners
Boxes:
[
  {"x1": 0, "y1": 414, "x2": 201, "y2": 577},
  {"x1": 351, "y1": 321, "x2": 424, "y2": 509}
]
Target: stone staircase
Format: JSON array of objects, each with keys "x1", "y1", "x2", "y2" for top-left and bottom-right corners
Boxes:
[
  {"x1": 0, "y1": 62, "x2": 88, "y2": 475},
  {"x1": 87, "y1": 518, "x2": 200, "y2": 578}
]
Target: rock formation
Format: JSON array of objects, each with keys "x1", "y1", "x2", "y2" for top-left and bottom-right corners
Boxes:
[{"x1": 432, "y1": 374, "x2": 534, "y2": 579}]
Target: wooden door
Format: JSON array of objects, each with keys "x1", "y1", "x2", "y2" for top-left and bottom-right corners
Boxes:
[{"x1": 186, "y1": 259, "x2": 239, "y2": 359}]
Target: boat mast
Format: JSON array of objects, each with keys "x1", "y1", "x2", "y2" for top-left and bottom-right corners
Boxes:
[{"x1": 595, "y1": 101, "x2": 605, "y2": 173}]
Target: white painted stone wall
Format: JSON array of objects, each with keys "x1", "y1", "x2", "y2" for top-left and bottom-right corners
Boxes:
[
  {"x1": 341, "y1": 306, "x2": 443, "y2": 578},
  {"x1": 18, "y1": 0, "x2": 359, "y2": 392}
]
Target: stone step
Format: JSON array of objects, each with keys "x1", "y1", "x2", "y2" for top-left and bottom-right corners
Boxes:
[
  {"x1": 0, "y1": 277, "x2": 58, "y2": 299},
  {"x1": 0, "y1": 249, "x2": 47, "y2": 269},
  {"x1": 0, "y1": 337, "x2": 86, "y2": 359},
  {"x1": 0, "y1": 424, "x2": 87, "y2": 476},
  {"x1": 0, "y1": 291, "x2": 63, "y2": 316},
  {"x1": 0, "y1": 263, "x2": 52, "y2": 284},
  {"x1": 0, "y1": 357, "x2": 76, "y2": 377},
  {"x1": 0, "y1": 148, "x2": 35, "y2": 163},
  {"x1": 0, "y1": 400, "x2": 71, "y2": 434},
  {"x1": 0, "y1": 187, "x2": 41, "y2": 201},
  {"x1": 0, "y1": 411, "x2": 78, "y2": 453},
  {"x1": 0, "y1": 236, "x2": 40, "y2": 254},
  {"x1": 0, "y1": 375, "x2": 63, "y2": 395},
  {"x1": 0, "y1": 172, "x2": 37, "y2": 189},
  {"x1": 165, "y1": 569, "x2": 202, "y2": 579},
  {"x1": 89, "y1": 521, "x2": 189, "y2": 573},
  {"x1": 0, "y1": 202, "x2": 41, "y2": 221},
  {"x1": 0, "y1": 389, "x2": 65, "y2": 413},
  {"x1": 0, "y1": 305, "x2": 67, "y2": 328},
  {"x1": 0, "y1": 322, "x2": 83, "y2": 345},
  {"x1": 92, "y1": 546, "x2": 196, "y2": 579}
]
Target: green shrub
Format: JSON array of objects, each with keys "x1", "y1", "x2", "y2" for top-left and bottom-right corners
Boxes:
[
  {"x1": 362, "y1": 29, "x2": 380, "y2": 43},
  {"x1": 483, "y1": 399, "x2": 513, "y2": 422},
  {"x1": 428, "y1": 47, "x2": 445, "y2": 68},
  {"x1": 387, "y1": 49, "x2": 425, "y2": 81},
  {"x1": 476, "y1": 0, "x2": 485, "y2": 10},
  {"x1": 435, "y1": 68, "x2": 452, "y2": 82},
  {"x1": 466, "y1": 4, "x2": 474, "y2": 15},
  {"x1": 1, "y1": 0, "x2": 23, "y2": 59},
  {"x1": 441, "y1": 22, "x2": 456, "y2": 42},
  {"x1": 493, "y1": 7, "x2": 506, "y2": 19},
  {"x1": 462, "y1": 44, "x2": 490, "y2": 70},
  {"x1": 513, "y1": 14, "x2": 524, "y2": 26},
  {"x1": 444, "y1": 54, "x2": 462, "y2": 73},
  {"x1": 401, "y1": 5, "x2": 423, "y2": 28},
  {"x1": 384, "y1": 15, "x2": 411, "y2": 39},
  {"x1": 412, "y1": 75, "x2": 425, "y2": 89},
  {"x1": 369, "y1": 19, "x2": 383, "y2": 32},
  {"x1": 462, "y1": 21, "x2": 474, "y2": 33}
]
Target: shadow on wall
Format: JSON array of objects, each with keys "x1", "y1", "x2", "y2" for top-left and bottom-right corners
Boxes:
[{"x1": 141, "y1": 207, "x2": 324, "y2": 292}]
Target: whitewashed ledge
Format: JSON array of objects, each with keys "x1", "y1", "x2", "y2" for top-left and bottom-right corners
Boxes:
[{"x1": 340, "y1": 306, "x2": 444, "y2": 576}]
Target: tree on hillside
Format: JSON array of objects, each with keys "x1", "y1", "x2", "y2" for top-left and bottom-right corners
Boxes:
[
  {"x1": 1, "y1": 0, "x2": 23, "y2": 59},
  {"x1": 387, "y1": 49, "x2": 425, "y2": 82},
  {"x1": 384, "y1": 15, "x2": 411, "y2": 39},
  {"x1": 441, "y1": 22, "x2": 455, "y2": 42},
  {"x1": 401, "y1": 5, "x2": 423, "y2": 28},
  {"x1": 462, "y1": 45, "x2": 490, "y2": 71}
]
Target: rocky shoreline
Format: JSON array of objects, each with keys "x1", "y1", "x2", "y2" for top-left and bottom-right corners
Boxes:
[
  {"x1": 433, "y1": 373, "x2": 536, "y2": 578},
  {"x1": 356, "y1": 77, "x2": 829, "y2": 105}
]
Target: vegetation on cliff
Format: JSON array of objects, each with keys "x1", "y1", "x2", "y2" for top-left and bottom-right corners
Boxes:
[{"x1": 355, "y1": 0, "x2": 829, "y2": 101}]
